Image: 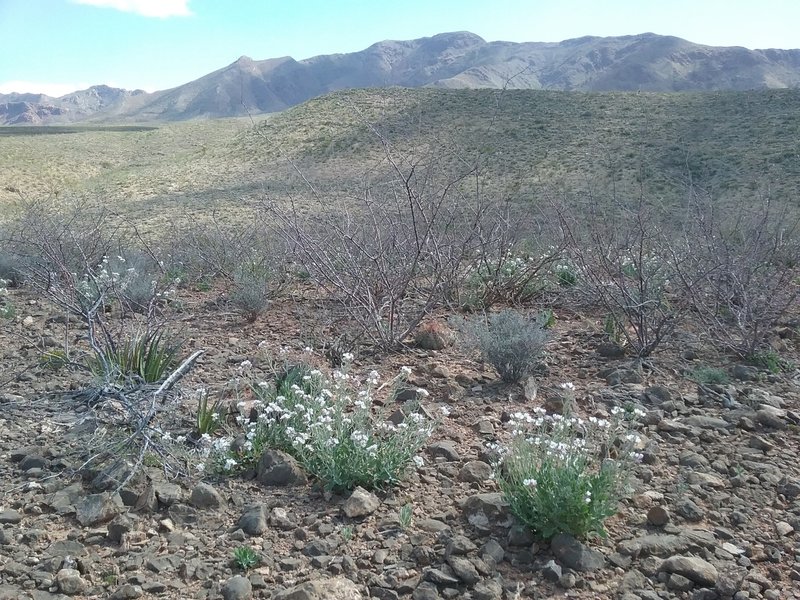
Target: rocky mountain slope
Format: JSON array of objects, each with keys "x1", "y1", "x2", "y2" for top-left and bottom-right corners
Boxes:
[
  {"x1": 0, "y1": 86, "x2": 146, "y2": 125},
  {"x1": 3, "y1": 31, "x2": 800, "y2": 125}
]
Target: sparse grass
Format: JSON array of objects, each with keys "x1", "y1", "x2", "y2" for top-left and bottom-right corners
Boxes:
[
  {"x1": 747, "y1": 350, "x2": 795, "y2": 373},
  {"x1": 40, "y1": 349, "x2": 71, "y2": 371},
  {"x1": 690, "y1": 366, "x2": 731, "y2": 385}
]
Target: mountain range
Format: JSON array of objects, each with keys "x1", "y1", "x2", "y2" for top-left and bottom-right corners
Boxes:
[{"x1": 2, "y1": 31, "x2": 800, "y2": 125}]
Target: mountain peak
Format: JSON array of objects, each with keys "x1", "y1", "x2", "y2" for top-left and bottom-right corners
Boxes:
[{"x1": 431, "y1": 31, "x2": 486, "y2": 44}]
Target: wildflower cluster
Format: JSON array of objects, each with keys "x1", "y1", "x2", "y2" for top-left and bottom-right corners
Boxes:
[
  {"x1": 492, "y1": 391, "x2": 645, "y2": 540},
  {"x1": 0, "y1": 278, "x2": 13, "y2": 319},
  {"x1": 201, "y1": 352, "x2": 439, "y2": 492},
  {"x1": 551, "y1": 257, "x2": 580, "y2": 287},
  {"x1": 462, "y1": 249, "x2": 555, "y2": 308},
  {"x1": 73, "y1": 255, "x2": 176, "y2": 313}
]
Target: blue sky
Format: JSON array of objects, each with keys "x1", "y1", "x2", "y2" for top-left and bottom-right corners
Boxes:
[{"x1": 1, "y1": 0, "x2": 798, "y2": 96}]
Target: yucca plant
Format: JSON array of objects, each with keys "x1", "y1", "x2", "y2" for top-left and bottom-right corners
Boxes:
[
  {"x1": 88, "y1": 328, "x2": 181, "y2": 383},
  {"x1": 195, "y1": 389, "x2": 225, "y2": 436}
]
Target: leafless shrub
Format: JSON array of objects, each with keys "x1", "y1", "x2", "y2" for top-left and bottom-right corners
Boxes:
[
  {"x1": 557, "y1": 192, "x2": 684, "y2": 359},
  {"x1": 163, "y1": 213, "x2": 290, "y2": 286},
  {"x1": 68, "y1": 350, "x2": 204, "y2": 491},
  {"x1": 264, "y1": 137, "x2": 499, "y2": 349},
  {"x1": 671, "y1": 190, "x2": 800, "y2": 357}
]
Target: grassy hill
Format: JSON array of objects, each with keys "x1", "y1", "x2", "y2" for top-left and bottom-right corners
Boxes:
[
  {"x1": 1, "y1": 88, "x2": 799, "y2": 227},
  {"x1": 239, "y1": 88, "x2": 800, "y2": 205}
]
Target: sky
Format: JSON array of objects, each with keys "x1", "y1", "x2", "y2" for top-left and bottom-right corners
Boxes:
[{"x1": 1, "y1": 0, "x2": 799, "y2": 96}]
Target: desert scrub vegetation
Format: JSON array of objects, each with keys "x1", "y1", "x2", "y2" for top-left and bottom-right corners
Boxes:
[
  {"x1": 671, "y1": 190, "x2": 800, "y2": 358},
  {"x1": 265, "y1": 137, "x2": 506, "y2": 350},
  {"x1": 85, "y1": 327, "x2": 182, "y2": 384},
  {"x1": 492, "y1": 392, "x2": 646, "y2": 540},
  {"x1": 557, "y1": 193, "x2": 685, "y2": 359},
  {"x1": 237, "y1": 88, "x2": 800, "y2": 212},
  {"x1": 0, "y1": 197, "x2": 208, "y2": 489},
  {"x1": 459, "y1": 309, "x2": 549, "y2": 383},
  {"x1": 229, "y1": 262, "x2": 278, "y2": 322},
  {"x1": 457, "y1": 205, "x2": 567, "y2": 310},
  {"x1": 201, "y1": 352, "x2": 439, "y2": 492}
]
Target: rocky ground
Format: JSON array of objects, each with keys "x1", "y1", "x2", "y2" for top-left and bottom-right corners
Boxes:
[{"x1": 1, "y1": 286, "x2": 799, "y2": 600}]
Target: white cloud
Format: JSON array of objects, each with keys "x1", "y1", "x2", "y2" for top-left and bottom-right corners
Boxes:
[
  {"x1": 71, "y1": 0, "x2": 192, "y2": 18},
  {"x1": 0, "y1": 80, "x2": 91, "y2": 97}
]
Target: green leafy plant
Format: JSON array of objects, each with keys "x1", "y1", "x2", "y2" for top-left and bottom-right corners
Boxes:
[
  {"x1": 746, "y1": 349, "x2": 793, "y2": 373},
  {"x1": 494, "y1": 394, "x2": 645, "y2": 540},
  {"x1": 689, "y1": 366, "x2": 730, "y2": 385},
  {"x1": 141, "y1": 452, "x2": 162, "y2": 468},
  {"x1": 554, "y1": 261, "x2": 579, "y2": 287},
  {"x1": 87, "y1": 328, "x2": 181, "y2": 383},
  {"x1": 340, "y1": 525, "x2": 354, "y2": 542},
  {"x1": 0, "y1": 302, "x2": 15, "y2": 320},
  {"x1": 461, "y1": 309, "x2": 549, "y2": 383},
  {"x1": 194, "y1": 278, "x2": 213, "y2": 292},
  {"x1": 232, "y1": 546, "x2": 260, "y2": 570},
  {"x1": 398, "y1": 503, "x2": 414, "y2": 529},
  {"x1": 539, "y1": 308, "x2": 557, "y2": 329}
]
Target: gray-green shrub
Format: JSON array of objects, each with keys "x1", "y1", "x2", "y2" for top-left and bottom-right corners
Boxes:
[{"x1": 461, "y1": 309, "x2": 549, "y2": 382}]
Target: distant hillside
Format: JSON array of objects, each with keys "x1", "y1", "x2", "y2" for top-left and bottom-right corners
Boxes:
[
  {"x1": 3, "y1": 31, "x2": 800, "y2": 125},
  {"x1": 0, "y1": 85, "x2": 146, "y2": 125},
  {"x1": 3, "y1": 88, "x2": 799, "y2": 222},
  {"x1": 234, "y1": 87, "x2": 800, "y2": 205}
]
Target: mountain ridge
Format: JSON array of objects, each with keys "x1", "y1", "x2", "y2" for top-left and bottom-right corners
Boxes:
[{"x1": 3, "y1": 31, "x2": 800, "y2": 125}]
